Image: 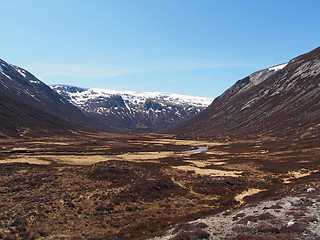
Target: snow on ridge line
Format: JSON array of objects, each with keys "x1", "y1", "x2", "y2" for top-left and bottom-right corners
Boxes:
[
  {"x1": 89, "y1": 87, "x2": 213, "y2": 101},
  {"x1": 268, "y1": 63, "x2": 288, "y2": 72},
  {"x1": 52, "y1": 85, "x2": 214, "y2": 107}
]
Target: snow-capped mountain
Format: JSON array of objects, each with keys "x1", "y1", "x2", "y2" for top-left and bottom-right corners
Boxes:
[
  {"x1": 171, "y1": 47, "x2": 320, "y2": 140},
  {"x1": 51, "y1": 85, "x2": 214, "y2": 132},
  {"x1": 0, "y1": 57, "x2": 213, "y2": 135}
]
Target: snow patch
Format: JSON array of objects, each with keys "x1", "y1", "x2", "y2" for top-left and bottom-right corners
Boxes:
[
  {"x1": 268, "y1": 63, "x2": 288, "y2": 71},
  {"x1": 1, "y1": 72, "x2": 12, "y2": 80},
  {"x1": 236, "y1": 62, "x2": 288, "y2": 97},
  {"x1": 30, "y1": 80, "x2": 40, "y2": 84},
  {"x1": 9, "y1": 64, "x2": 27, "y2": 78},
  {"x1": 17, "y1": 68, "x2": 26, "y2": 78}
]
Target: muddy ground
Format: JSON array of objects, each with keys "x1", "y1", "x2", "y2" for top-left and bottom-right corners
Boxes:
[{"x1": 0, "y1": 132, "x2": 319, "y2": 239}]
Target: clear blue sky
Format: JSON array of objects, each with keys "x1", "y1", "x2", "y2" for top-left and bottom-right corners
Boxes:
[{"x1": 1, "y1": 0, "x2": 320, "y2": 97}]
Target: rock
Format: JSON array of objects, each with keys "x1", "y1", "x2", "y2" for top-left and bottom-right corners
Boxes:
[
  {"x1": 287, "y1": 220, "x2": 295, "y2": 227},
  {"x1": 283, "y1": 202, "x2": 292, "y2": 209},
  {"x1": 307, "y1": 188, "x2": 316, "y2": 192}
]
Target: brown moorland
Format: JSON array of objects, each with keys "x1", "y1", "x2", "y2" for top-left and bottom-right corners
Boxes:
[{"x1": 0, "y1": 132, "x2": 319, "y2": 239}]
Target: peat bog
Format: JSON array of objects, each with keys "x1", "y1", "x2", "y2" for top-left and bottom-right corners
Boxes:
[{"x1": 0, "y1": 132, "x2": 319, "y2": 239}]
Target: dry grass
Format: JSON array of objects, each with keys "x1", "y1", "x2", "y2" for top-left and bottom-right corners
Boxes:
[
  {"x1": 172, "y1": 165, "x2": 242, "y2": 177},
  {"x1": 1, "y1": 155, "x2": 110, "y2": 165},
  {"x1": 115, "y1": 152, "x2": 174, "y2": 162},
  {"x1": 283, "y1": 169, "x2": 319, "y2": 183},
  {"x1": 235, "y1": 188, "x2": 264, "y2": 204},
  {"x1": 0, "y1": 156, "x2": 51, "y2": 165}
]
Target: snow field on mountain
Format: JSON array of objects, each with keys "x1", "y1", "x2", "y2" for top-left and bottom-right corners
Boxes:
[{"x1": 52, "y1": 86, "x2": 214, "y2": 109}]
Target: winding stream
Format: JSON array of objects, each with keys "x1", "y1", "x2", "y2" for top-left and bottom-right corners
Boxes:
[{"x1": 178, "y1": 146, "x2": 208, "y2": 154}]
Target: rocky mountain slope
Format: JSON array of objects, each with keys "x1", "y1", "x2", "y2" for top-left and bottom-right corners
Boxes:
[
  {"x1": 51, "y1": 85, "x2": 214, "y2": 132},
  {"x1": 171, "y1": 47, "x2": 320, "y2": 140},
  {"x1": 0, "y1": 59, "x2": 92, "y2": 137}
]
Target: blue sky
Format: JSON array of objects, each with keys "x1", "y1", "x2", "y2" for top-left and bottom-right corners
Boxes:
[{"x1": 1, "y1": 0, "x2": 320, "y2": 97}]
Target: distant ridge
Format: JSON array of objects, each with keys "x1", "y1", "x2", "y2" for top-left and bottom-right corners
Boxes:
[{"x1": 51, "y1": 85, "x2": 214, "y2": 133}]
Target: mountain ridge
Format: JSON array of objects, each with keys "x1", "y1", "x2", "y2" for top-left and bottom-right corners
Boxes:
[
  {"x1": 51, "y1": 85, "x2": 214, "y2": 133},
  {"x1": 170, "y1": 47, "x2": 320, "y2": 140},
  {"x1": 0, "y1": 59, "x2": 95, "y2": 136},
  {"x1": 0, "y1": 58, "x2": 214, "y2": 136}
]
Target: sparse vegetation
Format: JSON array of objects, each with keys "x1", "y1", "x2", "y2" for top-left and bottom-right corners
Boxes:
[{"x1": 0, "y1": 133, "x2": 319, "y2": 239}]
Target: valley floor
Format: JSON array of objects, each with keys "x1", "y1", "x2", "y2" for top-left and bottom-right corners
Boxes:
[{"x1": 0, "y1": 132, "x2": 319, "y2": 239}]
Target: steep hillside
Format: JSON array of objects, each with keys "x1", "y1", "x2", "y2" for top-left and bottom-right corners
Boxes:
[
  {"x1": 171, "y1": 47, "x2": 320, "y2": 140},
  {"x1": 51, "y1": 85, "x2": 214, "y2": 132},
  {"x1": 0, "y1": 87, "x2": 77, "y2": 137},
  {"x1": 0, "y1": 59, "x2": 90, "y2": 136}
]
